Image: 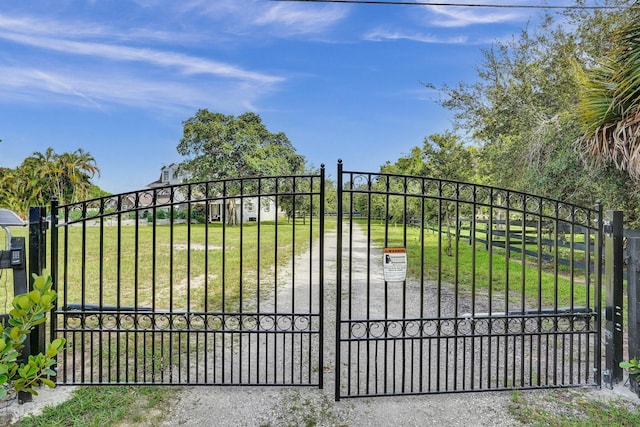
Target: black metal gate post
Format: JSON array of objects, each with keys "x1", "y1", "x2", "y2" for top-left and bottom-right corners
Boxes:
[
  {"x1": 49, "y1": 197, "x2": 58, "y2": 350},
  {"x1": 627, "y1": 237, "x2": 640, "y2": 394},
  {"x1": 604, "y1": 210, "x2": 624, "y2": 387},
  {"x1": 28, "y1": 206, "x2": 47, "y2": 357}
]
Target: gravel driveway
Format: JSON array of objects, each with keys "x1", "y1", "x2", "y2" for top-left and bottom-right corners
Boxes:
[{"x1": 157, "y1": 226, "x2": 561, "y2": 426}]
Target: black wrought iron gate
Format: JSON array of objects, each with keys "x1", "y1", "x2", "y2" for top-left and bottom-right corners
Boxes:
[
  {"x1": 47, "y1": 162, "x2": 602, "y2": 399},
  {"x1": 335, "y1": 162, "x2": 602, "y2": 398},
  {"x1": 50, "y1": 170, "x2": 325, "y2": 386}
]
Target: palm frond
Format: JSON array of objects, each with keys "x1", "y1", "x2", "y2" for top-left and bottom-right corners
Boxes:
[{"x1": 577, "y1": 2, "x2": 640, "y2": 177}]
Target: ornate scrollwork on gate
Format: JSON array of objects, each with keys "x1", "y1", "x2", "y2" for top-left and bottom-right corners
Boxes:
[
  {"x1": 346, "y1": 313, "x2": 597, "y2": 340},
  {"x1": 61, "y1": 311, "x2": 319, "y2": 334}
]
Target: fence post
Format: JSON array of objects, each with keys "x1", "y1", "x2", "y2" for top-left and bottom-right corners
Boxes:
[
  {"x1": 627, "y1": 237, "x2": 640, "y2": 394},
  {"x1": 28, "y1": 206, "x2": 47, "y2": 358},
  {"x1": 604, "y1": 210, "x2": 624, "y2": 387}
]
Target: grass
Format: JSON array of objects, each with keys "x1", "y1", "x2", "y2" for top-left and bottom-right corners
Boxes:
[
  {"x1": 509, "y1": 389, "x2": 640, "y2": 426},
  {"x1": 13, "y1": 386, "x2": 179, "y2": 427},
  {"x1": 60, "y1": 219, "x2": 320, "y2": 312},
  {"x1": 360, "y1": 219, "x2": 597, "y2": 310},
  {"x1": 1, "y1": 216, "x2": 329, "y2": 312}
]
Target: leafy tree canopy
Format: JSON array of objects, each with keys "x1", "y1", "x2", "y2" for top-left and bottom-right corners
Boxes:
[
  {"x1": 382, "y1": 132, "x2": 477, "y2": 183},
  {"x1": 0, "y1": 147, "x2": 101, "y2": 217},
  {"x1": 420, "y1": 0, "x2": 640, "y2": 224},
  {"x1": 177, "y1": 110, "x2": 305, "y2": 182}
]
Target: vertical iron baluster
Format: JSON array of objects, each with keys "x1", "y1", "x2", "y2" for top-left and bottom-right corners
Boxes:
[
  {"x1": 419, "y1": 183, "x2": 426, "y2": 393},
  {"x1": 134, "y1": 203, "x2": 140, "y2": 382},
  {"x1": 98, "y1": 199, "x2": 105, "y2": 383},
  {"x1": 402, "y1": 178, "x2": 408, "y2": 394},
  {"x1": 187, "y1": 185, "x2": 192, "y2": 383},
  {"x1": 470, "y1": 186, "x2": 477, "y2": 390},
  {"x1": 453, "y1": 184, "x2": 460, "y2": 390},
  {"x1": 335, "y1": 160, "x2": 343, "y2": 400},
  {"x1": 594, "y1": 202, "x2": 603, "y2": 387},
  {"x1": 384, "y1": 176, "x2": 390, "y2": 394},
  {"x1": 115, "y1": 199, "x2": 122, "y2": 382},
  {"x1": 221, "y1": 180, "x2": 227, "y2": 383},
  {"x1": 290, "y1": 177, "x2": 295, "y2": 384},
  {"x1": 151, "y1": 200, "x2": 158, "y2": 382},
  {"x1": 256, "y1": 179, "x2": 262, "y2": 384},
  {"x1": 487, "y1": 189, "x2": 494, "y2": 389},
  {"x1": 436, "y1": 181, "x2": 443, "y2": 392},
  {"x1": 520, "y1": 203, "x2": 527, "y2": 387},
  {"x1": 553, "y1": 202, "x2": 560, "y2": 386}
]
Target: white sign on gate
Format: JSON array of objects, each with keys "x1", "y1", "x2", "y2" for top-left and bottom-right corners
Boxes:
[{"x1": 383, "y1": 247, "x2": 407, "y2": 282}]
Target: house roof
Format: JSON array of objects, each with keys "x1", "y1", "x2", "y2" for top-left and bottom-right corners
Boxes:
[{"x1": 147, "y1": 163, "x2": 180, "y2": 188}]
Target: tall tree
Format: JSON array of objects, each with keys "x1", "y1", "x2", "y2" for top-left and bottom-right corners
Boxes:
[
  {"x1": 381, "y1": 132, "x2": 477, "y2": 182},
  {"x1": 426, "y1": 1, "x2": 640, "y2": 222},
  {"x1": 59, "y1": 148, "x2": 101, "y2": 202},
  {"x1": 177, "y1": 110, "x2": 306, "y2": 224},
  {"x1": 178, "y1": 110, "x2": 304, "y2": 180},
  {"x1": 0, "y1": 148, "x2": 101, "y2": 217}
]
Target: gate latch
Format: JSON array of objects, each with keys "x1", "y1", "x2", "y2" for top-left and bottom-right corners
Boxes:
[
  {"x1": 602, "y1": 369, "x2": 612, "y2": 389},
  {"x1": 603, "y1": 220, "x2": 613, "y2": 235}
]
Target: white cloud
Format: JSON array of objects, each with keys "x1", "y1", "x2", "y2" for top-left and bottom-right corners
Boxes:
[
  {"x1": 424, "y1": 2, "x2": 528, "y2": 28},
  {"x1": 179, "y1": 0, "x2": 348, "y2": 37},
  {"x1": 0, "y1": 65, "x2": 269, "y2": 113},
  {"x1": 1, "y1": 32, "x2": 282, "y2": 84},
  {"x1": 0, "y1": 13, "x2": 196, "y2": 44},
  {"x1": 253, "y1": 4, "x2": 348, "y2": 35},
  {"x1": 0, "y1": 9, "x2": 287, "y2": 113},
  {"x1": 365, "y1": 28, "x2": 468, "y2": 44}
]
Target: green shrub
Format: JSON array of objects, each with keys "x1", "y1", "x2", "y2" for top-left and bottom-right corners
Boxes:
[{"x1": 0, "y1": 274, "x2": 65, "y2": 398}]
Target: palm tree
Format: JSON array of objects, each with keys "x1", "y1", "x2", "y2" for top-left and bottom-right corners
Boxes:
[
  {"x1": 577, "y1": 3, "x2": 640, "y2": 177},
  {"x1": 0, "y1": 148, "x2": 101, "y2": 216},
  {"x1": 26, "y1": 148, "x2": 100, "y2": 204},
  {"x1": 0, "y1": 168, "x2": 38, "y2": 216},
  {"x1": 23, "y1": 148, "x2": 63, "y2": 203},
  {"x1": 58, "y1": 149, "x2": 100, "y2": 203}
]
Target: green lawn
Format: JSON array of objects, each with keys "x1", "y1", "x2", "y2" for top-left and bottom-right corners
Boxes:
[
  {"x1": 1, "y1": 216, "x2": 331, "y2": 313},
  {"x1": 359, "y1": 219, "x2": 597, "y2": 310}
]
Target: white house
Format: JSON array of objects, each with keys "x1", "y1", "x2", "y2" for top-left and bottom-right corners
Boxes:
[
  {"x1": 207, "y1": 196, "x2": 281, "y2": 223},
  {"x1": 147, "y1": 163, "x2": 182, "y2": 188},
  {"x1": 147, "y1": 164, "x2": 282, "y2": 223}
]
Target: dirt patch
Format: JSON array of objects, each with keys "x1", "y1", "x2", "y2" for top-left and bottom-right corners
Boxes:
[{"x1": 160, "y1": 243, "x2": 223, "y2": 251}]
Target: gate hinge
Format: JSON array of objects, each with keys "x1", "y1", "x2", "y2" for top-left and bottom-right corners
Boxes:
[{"x1": 603, "y1": 221, "x2": 613, "y2": 235}]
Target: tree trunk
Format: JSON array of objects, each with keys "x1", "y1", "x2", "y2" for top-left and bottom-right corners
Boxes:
[{"x1": 227, "y1": 199, "x2": 238, "y2": 225}]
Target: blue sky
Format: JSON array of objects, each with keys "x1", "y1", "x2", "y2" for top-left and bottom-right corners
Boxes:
[{"x1": 0, "y1": 0, "x2": 557, "y2": 194}]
